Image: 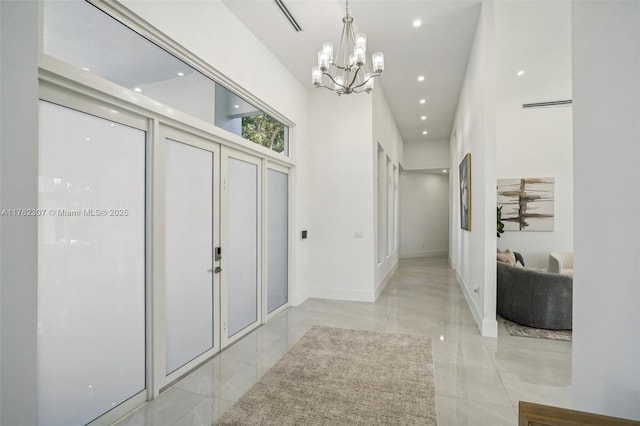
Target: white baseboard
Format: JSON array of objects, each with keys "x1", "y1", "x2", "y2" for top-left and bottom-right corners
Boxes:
[
  {"x1": 305, "y1": 287, "x2": 375, "y2": 303},
  {"x1": 399, "y1": 250, "x2": 448, "y2": 259},
  {"x1": 455, "y1": 270, "x2": 498, "y2": 337},
  {"x1": 292, "y1": 288, "x2": 309, "y2": 307},
  {"x1": 375, "y1": 261, "x2": 398, "y2": 300},
  {"x1": 455, "y1": 270, "x2": 483, "y2": 332},
  {"x1": 482, "y1": 318, "x2": 498, "y2": 337}
]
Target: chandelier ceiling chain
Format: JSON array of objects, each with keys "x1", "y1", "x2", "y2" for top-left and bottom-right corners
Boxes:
[{"x1": 311, "y1": 0, "x2": 384, "y2": 95}]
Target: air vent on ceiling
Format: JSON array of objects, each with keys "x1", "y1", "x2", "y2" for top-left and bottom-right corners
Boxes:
[
  {"x1": 522, "y1": 100, "x2": 572, "y2": 109},
  {"x1": 274, "y1": 0, "x2": 302, "y2": 32}
]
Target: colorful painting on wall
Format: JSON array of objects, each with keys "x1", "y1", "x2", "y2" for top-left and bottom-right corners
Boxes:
[
  {"x1": 497, "y1": 177, "x2": 555, "y2": 231},
  {"x1": 459, "y1": 153, "x2": 471, "y2": 231}
]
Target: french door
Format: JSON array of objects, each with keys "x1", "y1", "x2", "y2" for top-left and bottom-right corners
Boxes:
[
  {"x1": 220, "y1": 148, "x2": 263, "y2": 346},
  {"x1": 158, "y1": 127, "x2": 262, "y2": 389}
]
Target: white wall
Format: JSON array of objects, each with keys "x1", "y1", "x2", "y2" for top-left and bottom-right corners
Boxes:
[
  {"x1": 306, "y1": 90, "x2": 375, "y2": 301},
  {"x1": 449, "y1": 1, "x2": 497, "y2": 337},
  {"x1": 372, "y1": 87, "x2": 402, "y2": 296},
  {"x1": 403, "y1": 139, "x2": 450, "y2": 171},
  {"x1": 399, "y1": 172, "x2": 449, "y2": 259},
  {"x1": 572, "y1": 1, "x2": 640, "y2": 420},
  {"x1": 495, "y1": 1, "x2": 573, "y2": 269},
  {"x1": 0, "y1": 2, "x2": 39, "y2": 423},
  {"x1": 120, "y1": 0, "x2": 312, "y2": 304}
]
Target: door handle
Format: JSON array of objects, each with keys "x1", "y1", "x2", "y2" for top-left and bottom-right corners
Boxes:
[{"x1": 208, "y1": 267, "x2": 222, "y2": 274}]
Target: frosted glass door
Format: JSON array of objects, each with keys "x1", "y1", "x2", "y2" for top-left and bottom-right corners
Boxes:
[
  {"x1": 37, "y1": 101, "x2": 146, "y2": 425},
  {"x1": 267, "y1": 169, "x2": 288, "y2": 314},
  {"x1": 223, "y1": 152, "x2": 261, "y2": 343},
  {"x1": 164, "y1": 139, "x2": 214, "y2": 375}
]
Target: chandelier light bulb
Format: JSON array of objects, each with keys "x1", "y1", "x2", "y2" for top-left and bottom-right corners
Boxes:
[
  {"x1": 354, "y1": 47, "x2": 365, "y2": 66},
  {"x1": 318, "y1": 51, "x2": 329, "y2": 71},
  {"x1": 372, "y1": 52, "x2": 384, "y2": 73},
  {"x1": 323, "y1": 43, "x2": 334, "y2": 61},
  {"x1": 355, "y1": 33, "x2": 367, "y2": 50},
  {"x1": 335, "y1": 76, "x2": 344, "y2": 91},
  {"x1": 312, "y1": 67, "x2": 322, "y2": 85}
]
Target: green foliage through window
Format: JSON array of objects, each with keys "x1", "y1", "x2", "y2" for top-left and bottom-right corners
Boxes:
[{"x1": 241, "y1": 114, "x2": 286, "y2": 153}]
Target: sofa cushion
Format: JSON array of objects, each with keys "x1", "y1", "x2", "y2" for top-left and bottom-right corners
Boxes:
[{"x1": 497, "y1": 252, "x2": 515, "y2": 265}]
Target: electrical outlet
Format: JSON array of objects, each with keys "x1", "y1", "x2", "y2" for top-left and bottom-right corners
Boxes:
[{"x1": 354, "y1": 231, "x2": 364, "y2": 239}]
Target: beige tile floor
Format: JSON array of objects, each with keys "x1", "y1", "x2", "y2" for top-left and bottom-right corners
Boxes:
[{"x1": 116, "y1": 256, "x2": 571, "y2": 425}]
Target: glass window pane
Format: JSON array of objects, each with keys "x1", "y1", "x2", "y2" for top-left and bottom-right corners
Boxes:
[
  {"x1": 227, "y1": 157, "x2": 258, "y2": 337},
  {"x1": 37, "y1": 101, "x2": 146, "y2": 425},
  {"x1": 43, "y1": 0, "x2": 289, "y2": 155},
  {"x1": 267, "y1": 169, "x2": 288, "y2": 313}
]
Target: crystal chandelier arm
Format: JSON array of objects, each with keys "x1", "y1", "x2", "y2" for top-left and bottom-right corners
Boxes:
[
  {"x1": 315, "y1": 84, "x2": 341, "y2": 92},
  {"x1": 322, "y1": 71, "x2": 346, "y2": 89},
  {"x1": 350, "y1": 72, "x2": 380, "y2": 91},
  {"x1": 347, "y1": 66, "x2": 362, "y2": 89}
]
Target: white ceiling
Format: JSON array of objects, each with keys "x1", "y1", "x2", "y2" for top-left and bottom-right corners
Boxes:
[{"x1": 222, "y1": 0, "x2": 481, "y2": 143}]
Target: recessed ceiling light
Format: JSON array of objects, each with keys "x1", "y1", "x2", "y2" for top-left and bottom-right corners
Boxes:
[
  {"x1": 421, "y1": 115, "x2": 427, "y2": 120},
  {"x1": 417, "y1": 75, "x2": 425, "y2": 82},
  {"x1": 419, "y1": 99, "x2": 426, "y2": 104},
  {"x1": 85, "y1": 137, "x2": 91, "y2": 141},
  {"x1": 234, "y1": 104, "x2": 240, "y2": 108},
  {"x1": 81, "y1": 67, "x2": 90, "y2": 71},
  {"x1": 442, "y1": 169, "x2": 447, "y2": 173},
  {"x1": 517, "y1": 70, "x2": 525, "y2": 77},
  {"x1": 422, "y1": 130, "x2": 428, "y2": 135},
  {"x1": 134, "y1": 87, "x2": 142, "y2": 93},
  {"x1": 412, "y1": 19, "x2": 422, "y2": 28},
  {"x1": 177, "y1": 72, "x2": 185, "y2": 77}
]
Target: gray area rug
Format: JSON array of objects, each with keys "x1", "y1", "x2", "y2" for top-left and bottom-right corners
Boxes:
[
  {"x1": 216, "y1": 326, "x2": 437, "y2": 425},
  {"x1": 500, "y1": 316, "x2": 572, "y2": 341}
]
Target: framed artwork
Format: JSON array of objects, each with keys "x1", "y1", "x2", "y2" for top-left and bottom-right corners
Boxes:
[
  {"x1": 497, "y1": 177, "x2": 554, "y2": 231},
  {"x1": 459, "y1": 153, "x2": 471, "y2": 230}
]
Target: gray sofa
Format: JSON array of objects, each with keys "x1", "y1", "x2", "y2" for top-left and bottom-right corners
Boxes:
[{"x1": 497, "y1": 261, "x2": 572, "y2": 330}]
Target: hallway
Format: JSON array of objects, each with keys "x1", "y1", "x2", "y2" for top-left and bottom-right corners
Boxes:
[{"x1": 117, "y1": 257, "x2": 571, "y2": 425}]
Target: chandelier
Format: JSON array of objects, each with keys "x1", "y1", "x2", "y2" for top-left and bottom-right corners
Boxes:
[{"x1": 311, "y1": 0, "x2": 384, "y2": 95}]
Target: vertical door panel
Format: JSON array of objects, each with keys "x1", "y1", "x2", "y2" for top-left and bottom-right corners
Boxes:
[
  {"x1": 226, "y1": 157, "x2": 259, "y2": 337},
  {"x1": 267, "y1": 168, "x2": 288, "y2": 314},
  {"x1": 164, "y1": 139, "x2": 214, "y2": 374},
  {"x1": 37, "y1": 101, "x2": 146, "y2": 425}
]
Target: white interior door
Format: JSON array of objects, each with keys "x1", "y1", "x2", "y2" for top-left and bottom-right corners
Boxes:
[
  {"x1": 221, "y1": 148, "x2": 262, "y2": 347},
  {"x1": 160, "y1": 128, "x2": 220, "y2": 386}
]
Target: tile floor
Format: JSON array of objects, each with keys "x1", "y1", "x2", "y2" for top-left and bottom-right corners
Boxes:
[{"x1": 116, "y1": 256, "x2": 571, "y2": 426}]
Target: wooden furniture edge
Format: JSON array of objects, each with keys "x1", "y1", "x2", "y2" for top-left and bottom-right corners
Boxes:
[{"x1": 519, "y1": 401, "x2": 640, "y2": 426}]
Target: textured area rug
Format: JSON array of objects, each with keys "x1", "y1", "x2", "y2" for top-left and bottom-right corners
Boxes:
[
  {"x1": 500, "y1": 316, "x2": 572, "y2": 341},
  {"x1": 216, "y1": 326, "x2": 437, "y2": 425}
]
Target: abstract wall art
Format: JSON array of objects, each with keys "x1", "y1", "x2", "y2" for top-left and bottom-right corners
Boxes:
[
  {"x1": 459, "y1": 153, "x2": 471, "y2": 231},
  {"x1": 497, "y1": 177, "x2": 554, "y2": 231}
]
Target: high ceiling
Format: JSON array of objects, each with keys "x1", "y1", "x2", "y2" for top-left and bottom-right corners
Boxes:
[{"x1": 223, "y1": 0, "x2": 481, "y2": 143}]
